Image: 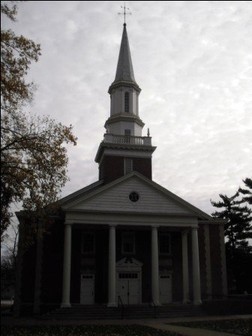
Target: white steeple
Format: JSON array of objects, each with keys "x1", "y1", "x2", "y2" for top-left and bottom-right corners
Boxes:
[
  {"x1": 95, "y1": 22, "x2": 156, "y2": 183},
  {"x1": 106, "y1": 23, "x2": 144, "y2": 137}
]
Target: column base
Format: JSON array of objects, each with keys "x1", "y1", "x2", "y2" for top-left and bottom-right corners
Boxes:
[
  {"x1": 61, "y1": 303, "x2": 71, "y2": 308},
  {"x1": 193, "y1": 300, "x2": 202, "y2": 305},
  {"x1": 151, "y1": 301, "x2": 161, "y2": 306},
  {"x1": 107, "y1": 302, "x2": 118, "y2": 307},
  {"x1": 183, "y1": 300, "x2": 191, "y2": 304}
]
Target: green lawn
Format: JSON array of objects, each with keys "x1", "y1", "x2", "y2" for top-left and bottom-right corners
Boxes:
[
  {"x1": 1, "y1": 325, "x2": 182, "y2": 336},
  {"x1": 171, "y1": 318, "x2": 252, "y2": 336}
]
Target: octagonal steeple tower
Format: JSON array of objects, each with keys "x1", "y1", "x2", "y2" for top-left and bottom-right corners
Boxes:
[
  {"x1": 106, "y1": 23, "x2": 143, "y2": 137},
  {"x1": 95, "y1": 23, "x2": 156, "y2": 183}
]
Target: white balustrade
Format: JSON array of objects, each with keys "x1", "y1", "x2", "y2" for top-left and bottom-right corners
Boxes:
[{"x1": 103, "y1": 134, "x2": 152, "y2": 146}]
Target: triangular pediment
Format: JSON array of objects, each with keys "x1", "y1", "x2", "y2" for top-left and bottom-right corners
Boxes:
[
  {"x1": 117, "y1": 257, "x2": 143, "y2": 268},
  {"x1": 61, "y1": 172, "x2": 211, "y2": 220}
]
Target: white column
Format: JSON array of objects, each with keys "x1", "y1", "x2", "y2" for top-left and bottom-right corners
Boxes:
[
  {"x1": 219, "y1": 224, "x2": 228, "y2": 297},
  {"x1": 107, "y1": 225, "x2": 117, "y2": 307},
  {"x1": 191, "y1": 227, "x2": 202, "y2": 305},
  {"x1": 203, "y1": 224, "x2": 212, "y2": 300},
  {"x1": 182, "y1": 230, "x2": 189, "y2": 303},
  {"x1": 61, "y1": 224, "x2": 72, "y2": 308},
  {"x1": 151, "y1": 225, "x2": 160, "y2": 306}
]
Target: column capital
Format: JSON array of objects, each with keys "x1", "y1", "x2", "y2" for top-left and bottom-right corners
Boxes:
[
  {"x1": 108, "y1": 224, "x2": 117, "y2": 228},
  {"x1": 64, "y1": 222, "x2": 73, "y2": 226},
  {"x1": 151, "y1": 224, "x2": 159, "y2": 229}
]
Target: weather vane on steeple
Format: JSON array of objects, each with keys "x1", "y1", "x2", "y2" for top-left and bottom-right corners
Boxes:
[{"x1": 118, "y1": 2, "x2": 132, "y2": 25}]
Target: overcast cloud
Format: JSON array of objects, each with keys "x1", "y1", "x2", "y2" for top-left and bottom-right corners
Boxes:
[{"x1": 2, "y1": 1, "x2": 252, "y2": 216}]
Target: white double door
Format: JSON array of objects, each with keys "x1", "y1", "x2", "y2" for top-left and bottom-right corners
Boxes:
[
  {"x1": 117, "y1": 272, "x2": 141, "y2": 305},
  {"x1": 159, "y1": 274, "x2": 172, "y2": 304},
  {"x1": 80, "y1": 274, "x2": 95, "y2": 304}
]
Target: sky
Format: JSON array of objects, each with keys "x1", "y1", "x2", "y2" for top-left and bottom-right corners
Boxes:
[{"x1": 2, "y1": 1, "x2": 252, "y2": 217}]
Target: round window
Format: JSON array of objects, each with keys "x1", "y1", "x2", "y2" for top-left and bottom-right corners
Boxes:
[{"x1": 129, "y1": 191, "x2": 139, "y2": 202}]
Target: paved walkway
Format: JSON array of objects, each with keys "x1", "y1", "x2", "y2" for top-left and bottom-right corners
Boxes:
[
  {"x1": 1, "y1": 314, "x2": 252, "y2": 336},
  {"x1": 141, "y1": 318, "x2": 244, "y2": 336},
  {"x1": 145, "y1": 315, "x2": 250, "y2": 336}
]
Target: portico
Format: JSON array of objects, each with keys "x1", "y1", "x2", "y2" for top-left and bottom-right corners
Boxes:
[{"x1": 60, "y1": 177, "x2": 205, "y2": 308}]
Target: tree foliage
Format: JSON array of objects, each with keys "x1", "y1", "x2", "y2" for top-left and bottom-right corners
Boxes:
[
  {"x1": 1, "y1": 2, "x2": 77, "y2": 240},
  {"x1": 239, "y1": 178, "x2": 252, "y2": 205},
  {"x1": 211, "y1": 178, "x2": 252, "y2": 293},
  {"x1": 1, "y1": 223, "x2": 18, "y2": 298},
  {"x1": 211, "y1": 191, "x2": 252, "y2": 252}
]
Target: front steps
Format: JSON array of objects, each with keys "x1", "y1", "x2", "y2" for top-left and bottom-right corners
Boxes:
[{"x1": 41, "y1": 303, "x2": 205, "y2": 320}]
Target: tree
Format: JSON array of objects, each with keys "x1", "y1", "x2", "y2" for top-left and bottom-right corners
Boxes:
[
  {"x1": 239, "y1": 178, "x2": 252, "y2": 205},
  {"x1": 211, "y1": 192, "x2": 252, "y2": 252},
  {"x1": 211, "y1": 181, "x2": 252, "y2": 293},
  {"x1": 1, "y1": 223, "x2": 18, "y2": 299},
  {"x1": 1, "y1": 2, "x2": 77, "y2": 240}
]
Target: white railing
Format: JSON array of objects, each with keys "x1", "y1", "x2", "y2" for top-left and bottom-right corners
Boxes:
[{"x1": 104, "y1": 133, "x2": 152, "y2": 146}]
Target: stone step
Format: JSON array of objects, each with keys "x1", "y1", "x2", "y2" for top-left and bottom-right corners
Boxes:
[{"x1": 41, "y1": 304, "x2": 205, "y2": 320}]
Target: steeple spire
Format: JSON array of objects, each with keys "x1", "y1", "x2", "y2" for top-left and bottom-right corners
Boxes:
[
  {"x1": 114, "y1": 23, "x2": 136, "y2": 83},
  {"x1": 109, "y1": 23, "x2": 140, "y2": 94}
]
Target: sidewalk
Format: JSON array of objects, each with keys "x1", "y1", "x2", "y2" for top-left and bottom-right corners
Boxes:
[
  {"x1": 142, "y1": 315, "x2": 252, "y2": 336},
  {"x1": 141, "y1": 316, "x2": 251, "y2": 336}
]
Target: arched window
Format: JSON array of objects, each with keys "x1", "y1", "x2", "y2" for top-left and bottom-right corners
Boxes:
[{"x1": 125, "y1": 92, "x2": 129, "y2": 112}]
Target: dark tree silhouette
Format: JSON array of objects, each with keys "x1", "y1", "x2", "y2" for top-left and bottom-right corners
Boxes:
[{"x1": 211, "y1": 180, "x2": 252, "y2": 293}]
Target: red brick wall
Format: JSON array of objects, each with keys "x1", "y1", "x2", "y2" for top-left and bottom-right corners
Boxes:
[
  {"x1": 133, "y1": 158, "x2": 152, "y2": 179},
  {"x1": 41, "y1": 219, "x2": 64, "y2": 305},
  {"x1": 99, "y1": 155, "x2": 152, "y2": 183},
  {"x1": 100, "y1": 156, "x2": 124, "y2": 183},
  {"x1": 209, "y1": 224, "x2": 223, "y2": 298}
]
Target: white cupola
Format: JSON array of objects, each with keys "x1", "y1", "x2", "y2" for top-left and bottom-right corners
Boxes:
[{"x1": 106, "y1": 23, "x2": 144, "y2": 137}]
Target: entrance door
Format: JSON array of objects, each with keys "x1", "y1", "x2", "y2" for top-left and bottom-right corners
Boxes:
[
  {"x1": 159, "y1": 274, "x2": 172, "y2": 304},
  {"x1": 118, "y1": 272, "x2": 140, "y2": 305},
  {"x1": 80, "y1": 274, "x2": 95, "y2": 304}
]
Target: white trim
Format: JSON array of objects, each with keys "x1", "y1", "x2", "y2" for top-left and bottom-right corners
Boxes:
[
  {"x1": 117, "y1": 257, "x2": 143, "y2": 270},
  {"x1": 65, "y1": 212, "x2": 198, "y2": 227},
  {"x1": 100, "y1": 149, "x2": 153, "y2": 160}
]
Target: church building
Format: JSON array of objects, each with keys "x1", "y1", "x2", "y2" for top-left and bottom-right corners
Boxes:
[{"x1": 15, "y1": 22, "x2": 227, "y2": 316}]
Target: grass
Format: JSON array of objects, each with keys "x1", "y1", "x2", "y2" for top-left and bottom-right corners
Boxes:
[
  {"x1": 1, "y1": 325, "x2": 182, "y2": 336},
  {"x1": 171, "y1": 318, "x2": 252, "y2": 336},
  {"x1": 2, "y1": 318, "x2": 252, "y2": 336}
]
